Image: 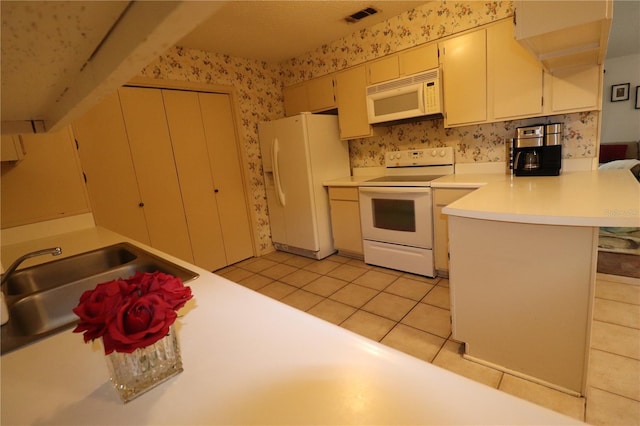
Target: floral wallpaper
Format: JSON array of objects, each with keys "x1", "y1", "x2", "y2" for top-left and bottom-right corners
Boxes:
[
  {"x1": 282, "y1": 1, "x2": 513, "y2": 85},
  {"x1": 140, "y1": 0, "x2": 599, "y2": 255},
  {"x1": 348, "y1": 111, "x2": 599, "y2": 167}
]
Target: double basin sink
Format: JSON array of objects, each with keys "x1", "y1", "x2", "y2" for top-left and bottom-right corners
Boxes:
[{"x1": 1, "y1": 242, "x2": 199, "y2": 354}]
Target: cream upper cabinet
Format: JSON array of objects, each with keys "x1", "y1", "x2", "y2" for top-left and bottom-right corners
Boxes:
[
  {"x1": 544, "y1": 64, "x2": 601, "y2": 113},
  {"x1": 488, "y1": 20, "x2": 543, "y2": 120},
  {"x1": 307, "y1": 74, "x2": 336, "y2": 111},
  {"x1": 368, "y1": 55, "x2": 400, "y2": 84},
  {"x1": 335, "y1": 64, "x2": 375, "y2": 140},
  {"x1": 283, "y1": 84, "x2": 308, "y2": 117},
  {"x1": 440, "y1": 29, "x2": 487, "y2": 127},
  {"x1": 1, "y1": 127, "x2": 90, "y2": 228},
  {"x1": 514, "y1": 0, "x2": 612, "y2": 71},
  {"x1": 283, "y1": 74, "x2": 336, "y2": 116},
  {"x1": 399, "y1": 43, "x2": 439, "y2": 76},
  {"x1": 0, "y1": 135, "x2": 25, "y2": 162},
  {"x1": 328, "y1": 187, "x2": 363, "y2": 257},
  {"x1": 367, "y1": 42, "x2": 439, "y2": 84}
]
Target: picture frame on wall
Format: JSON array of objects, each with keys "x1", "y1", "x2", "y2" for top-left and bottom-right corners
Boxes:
[
  {"x1": 636, "y1": 86, "x2": 640, "y2": 109},
  {"x1": 611, "y1": 83, "x2": 630, "y2": 102}
]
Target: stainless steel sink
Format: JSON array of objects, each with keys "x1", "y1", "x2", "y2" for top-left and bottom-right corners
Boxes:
[
  {"x1": 4, "y1": 245, "x2": 137, "y2": 295},
  {"x1": 1, "y1": 242, "x2": 198, "y2": 354}
]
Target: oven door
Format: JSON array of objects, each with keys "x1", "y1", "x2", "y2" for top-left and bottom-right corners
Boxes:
[{"x1": 359, "y1": 186, "x2": 432, "y2": 248}]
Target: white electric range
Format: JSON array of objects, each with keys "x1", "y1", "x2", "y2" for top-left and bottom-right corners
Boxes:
[{"x1": 358, "y1": 147, "x2": 454, "y2": 276}]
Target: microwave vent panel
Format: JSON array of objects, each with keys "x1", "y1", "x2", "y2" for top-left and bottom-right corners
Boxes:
[{"x1": 366, "y1": 68, "x2": 439, "y2": 95}]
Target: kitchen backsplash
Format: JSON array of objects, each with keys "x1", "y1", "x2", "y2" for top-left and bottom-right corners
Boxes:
[
  {"x1": 140, "y1": 0, "x2": 598, "y2": 253},
  {"x1": 349, "y1": 112, "x2": 599, "y2": 167}
]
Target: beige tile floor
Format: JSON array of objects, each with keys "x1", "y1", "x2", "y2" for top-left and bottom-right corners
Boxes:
[{"x1": 216, "y1": 252, "x2": 640, "y2": 425}]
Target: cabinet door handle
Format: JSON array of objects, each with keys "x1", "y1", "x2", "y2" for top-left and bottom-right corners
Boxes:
[
  {"x1": 214, "y1": 189, "x2": 219, "y2": 193},
  {"x1": 138, "y1": 202, "x2": 145, "y2": 207}
]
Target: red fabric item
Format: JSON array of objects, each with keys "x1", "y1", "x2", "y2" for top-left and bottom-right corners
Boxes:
[{"x1": 599, "y1": 144, "x2": 628, "y2": 163}]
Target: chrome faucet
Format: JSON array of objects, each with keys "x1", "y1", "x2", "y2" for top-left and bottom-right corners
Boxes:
[{"x1": 1, "y1": 247, "x2": 62, "y2": 287}]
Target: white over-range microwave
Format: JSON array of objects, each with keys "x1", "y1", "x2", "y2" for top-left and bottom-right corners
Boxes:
[{"x1": 366, "y1": 68, "x2": 443, "y2": 124}]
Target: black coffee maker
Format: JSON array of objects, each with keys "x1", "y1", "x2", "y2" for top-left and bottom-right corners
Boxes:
[{"x1": 512, "y1": 124, "x2": 562, "y2": 176}]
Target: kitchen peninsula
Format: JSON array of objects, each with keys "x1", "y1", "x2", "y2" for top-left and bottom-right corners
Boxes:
[
  {"x1": 440, "y1": 169, "x2": 639, "y2": 396},
  {"x1": 0, "y1": 227, "x2": 582, "y2": 425}
]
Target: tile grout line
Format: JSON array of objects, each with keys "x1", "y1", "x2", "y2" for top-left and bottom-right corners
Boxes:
[{"x1": 587, "y1": 384, "x2": 640, "y2": 403}]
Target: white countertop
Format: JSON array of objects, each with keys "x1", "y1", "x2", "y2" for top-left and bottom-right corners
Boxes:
[
  {"x1": 325, "y1": 169, "x2": 638, "y2": 227},
  {"x1": 0, "y1": 227, "x2": 583, "y2": 425},
  {"x1": 443, "y1": 170, "x2": 640, "y2": 227},
  {"x1": 431, "y1": 172, "x2": 510, "y2": 188}
]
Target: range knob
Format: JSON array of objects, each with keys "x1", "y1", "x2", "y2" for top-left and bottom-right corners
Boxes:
[
  {"x1": 431, "y1": 149, "x2": 437, "y2": 157},
  {"x1": 439, "y1": 149, "x2": 447, "y2": 157}
]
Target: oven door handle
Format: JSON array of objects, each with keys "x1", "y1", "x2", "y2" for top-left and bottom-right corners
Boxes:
[{"x1": 359, "y1": 187, "x2": 431, "y2": 195}]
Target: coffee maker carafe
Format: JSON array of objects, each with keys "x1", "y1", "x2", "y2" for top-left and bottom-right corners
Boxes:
[{"x1": 512, "y1": 124, "x2": 562, "y2": 177}]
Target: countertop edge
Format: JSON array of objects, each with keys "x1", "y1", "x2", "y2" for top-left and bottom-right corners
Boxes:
[{"x1": 0, "y1": 227, "x2": 585, "y2": 425}]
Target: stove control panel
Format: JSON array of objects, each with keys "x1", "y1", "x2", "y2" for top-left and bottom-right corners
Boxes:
[{"x1": 385, "y1": 147, "x2": 454, "y2": 167}]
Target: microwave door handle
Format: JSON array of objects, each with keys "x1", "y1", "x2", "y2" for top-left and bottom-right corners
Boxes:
[{"x1": 271, "y1": 138, "x2": 286, "y2": 207}]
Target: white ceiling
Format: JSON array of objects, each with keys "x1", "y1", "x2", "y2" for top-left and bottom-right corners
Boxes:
[
  {"x1": 605, "y1": 0, "x2": 640, "y2": 59},
  {"x1": 0, "y1": 1, "x2": 223, "y2": 130},
  {"x1": 177, "y1": 1, "x2": 428, "y2": 62}
]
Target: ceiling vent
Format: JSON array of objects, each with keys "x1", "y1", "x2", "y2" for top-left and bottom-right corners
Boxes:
[{"x1": 345, "y1": 7, "x2": 379, "y2": 23}]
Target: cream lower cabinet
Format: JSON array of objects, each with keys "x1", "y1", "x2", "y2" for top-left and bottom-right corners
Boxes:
[
  {"x1": 328, "y1": 187, "x2": 363, "y2": 257},
  {"x1": 74, "y1": 87, "x2": 253, "y2": 271},
  {"x1": 449, "y1": 215, "x2": 596, "y2": 394},
  {"x1": 433, "y1": 188, "x2": 475, "y2": 276}
]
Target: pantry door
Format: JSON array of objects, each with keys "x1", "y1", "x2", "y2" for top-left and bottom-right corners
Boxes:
[
  {"x1": 73, "y1": 92, "x2": 151, "y2": 245},
  {"x1": 198, "y1": 92, "x2": 253, "y2": 265},
  {"x1": 117, "y1": 87, "x2": 194, "y2": 263},
  {"x1": 161, "y1": 90, "x2": 228, "y2": 271}
]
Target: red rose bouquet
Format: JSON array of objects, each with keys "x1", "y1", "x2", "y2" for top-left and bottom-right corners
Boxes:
[{"x1": 73, "y1": 271, "x2": 192, "y2": 354}]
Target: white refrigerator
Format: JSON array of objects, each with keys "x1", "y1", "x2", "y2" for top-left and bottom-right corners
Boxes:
[{"x1": 259, "y1": 113, "x2": 350, "y2": 259}]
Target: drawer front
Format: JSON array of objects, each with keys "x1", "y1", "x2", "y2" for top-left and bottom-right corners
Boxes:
[
  {"x1": 329, "y1": 186, "x2": 359, "y2": 201},
  {"x1": 433, "y1": 188, "x2": 474, "y2": 206}
]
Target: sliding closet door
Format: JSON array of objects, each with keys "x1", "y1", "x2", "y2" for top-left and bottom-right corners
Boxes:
[
  {"x1": 162, "y1": 90, "x2": 227, "y2": 271},
  {"x1": 118, "y1": 87, "x2": 194, "y2": 263},
  {"x1": 199, "y1": 92, "x2": 253, "y2": 265},
  {"x1": 73, "y1": 92, "x2": 151, "y2": 245}
]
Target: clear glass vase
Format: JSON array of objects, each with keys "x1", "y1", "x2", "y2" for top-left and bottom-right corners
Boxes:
[{"x1": 104, "y1": 326, "x2": 183, "y2": 403}]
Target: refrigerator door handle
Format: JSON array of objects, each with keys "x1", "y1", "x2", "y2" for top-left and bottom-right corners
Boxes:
[{"x1": 271, "y1": 137, "x2": 286, "y2": 206}]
